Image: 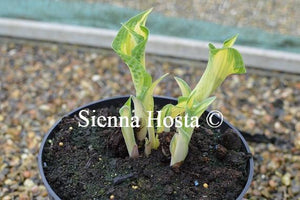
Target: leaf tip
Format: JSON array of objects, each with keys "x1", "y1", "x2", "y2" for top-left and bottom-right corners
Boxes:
[
  {"x1": 208, "y1": 43, "x2": 216, "y2": 50},
  {"x1": 223, "y1": 34, "x2": 239, "y2": 48}
]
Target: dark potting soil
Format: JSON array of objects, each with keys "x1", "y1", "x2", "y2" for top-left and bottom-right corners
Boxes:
[{"x1": 42, "y1": 104, "x2": 251, "y2": 200}]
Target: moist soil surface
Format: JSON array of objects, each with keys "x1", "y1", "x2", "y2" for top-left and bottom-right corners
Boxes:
[{"x1": 42, "y1": 103, "x2": 251, "y2": 200}]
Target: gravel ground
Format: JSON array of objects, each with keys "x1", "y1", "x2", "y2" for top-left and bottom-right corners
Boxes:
[
  {"x1": 0, "y1": 37, "x2": 300, "y2": 200},
  {"x1": 88, "y1": 0, "x2": 300, "y2": 36}
]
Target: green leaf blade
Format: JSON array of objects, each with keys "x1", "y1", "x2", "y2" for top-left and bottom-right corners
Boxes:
[{"x1": 112, "y1": 9, "x2": 152, "y2": 66}]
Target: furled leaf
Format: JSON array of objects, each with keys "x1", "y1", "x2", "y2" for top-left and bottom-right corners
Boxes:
[
  {"x1": 112, "y1": 9, "x2": 152, "y2": 96},
  {"x1": 119, "y1": 96, "x2": 139, "y2": 158},
  {"x1": 113, "y1": 9, "x2": 168, "y2": 154},
  {"x1": 112, "y1": 8, "x2": 152, "y2": 66},
  {"x1": 189, "y1": 35, "x2": 246, "y2": 103}
]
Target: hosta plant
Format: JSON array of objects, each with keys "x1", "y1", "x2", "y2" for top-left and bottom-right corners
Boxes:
[{"x1": 112, "y1": 9, "x2": 246, "y2": 168}]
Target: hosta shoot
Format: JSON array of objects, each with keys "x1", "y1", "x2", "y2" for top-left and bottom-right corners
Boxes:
[
  {"x1": 158, "y1": 35, "x2": 246, "y2": 167},
  {"x1": 112, "y1": 9, "x2": 168, "y2": 157}
]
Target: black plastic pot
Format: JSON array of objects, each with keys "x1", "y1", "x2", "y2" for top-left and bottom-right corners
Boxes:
[{"x1": 38, "y1": 96, "x2": 254, "y2": 200}]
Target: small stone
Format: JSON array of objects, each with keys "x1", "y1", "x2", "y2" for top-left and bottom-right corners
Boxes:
[
  {"x1": 19, "y1": 193, "x2": 30, "y2": 200},
  {"x1": 27, "y1": 131, "x2": 35, "y2": 139},
  {"x1": 203, "y1": 183, "x2": 209, "y2": 188},
  {"x1": 269, "y1": 180, "x2": 278, "y2": 188},
  {"x1": 24, "y1": 178, "x2": 35, "y2": 188},
  {"x1": 40, "y1": 187, "x2": 48, "y2": 197},
  {"x1": 295, "y1": 134, "x2": 300, "y2": 149},
  {"x1": 110, "y1": 194, "x2": 115, "y2": 199},
  {"x1": 0, "y1": 115, "x2": 4, "y2": 122},
  {"x1": 253, "y1": 109, "x2": 264, "y2": 116},
  {"x1": 296, "y1": 122, "x2": 300, "y2": 132},
  {"x1": 4, "y1": 179, "x2": 13, "y2": 185},
  {"x1": 31, "y1": 185, "x2": 40, "y2": 195},
  {"x1": 59, "y1": 142, "x2": 64, "y2": 146},
  {"x1": 3, "y1": 196, "x2": 12, "y2": 200},
  {"x1": 9, "y1": 156, "x2": 20, "y2": 166},
  {"x1": 260, "y1": 165, "x2": 267, "y2": 174},
  {"x1": 11, "y1": 89, "x2": 20, "y2": 99},
  {"x1": 10, "y1": 183, "x2": 19, "y2": 190},
  {"x1": 261, "y1": 188, "x2": 271, "y2": 198},
  {"x1": 264, "y1": 129, "x2": 272, "y2": 136},
  {"x1": 274, "y1": 121, "x2": 282, "y2": 130},
  {"x1": 23, "y1": 170, "x2": 31, "y2": 178},
  {"x1": 283, "y1": 114, "x2": 293, "y2": 122},
  {"x1": 281, "y1": 88, "x2": 293, "y2": 98},
  {"x1": 268, "y1": 144, "x2": 276, "y2": 152},
  {"x1": 246, "y1": 119, "x2": 256, "y2": 129},
  {"x1": 39, "y1": 104, "x2": 51, "y2": 111},
  {"x1": 267, "y1": 160, "x2": 279, "y2": 170},
  {"x1": 263, "y1": 114, "x2": 272, "y2": 123},
  {"x1": 282, "y1": 173, "x2": 291, "y2": 186},
  {"x1": 291, "y1": 183, "x2": 300, "y2": 195},
  {"x1": 92, "y1": 75, "x2": 101, "y2": 82},
  {"x1": 248, "y1": 95, "x2": 256, "y2": 103},
  {"x1": 252, "y1": 189, "x2": 261, "y2": 196},
  {"x1": 0, "y1": 174, "x2": 5, "y2": 182}
]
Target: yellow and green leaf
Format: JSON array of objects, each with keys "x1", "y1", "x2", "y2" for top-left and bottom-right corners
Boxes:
[
  {"x1": 112, "y1": 9, "x2": 153, "y2": 96},
  {"x1": 190, "y1": 35, "x2": 246, "y2": 103},
  {"x1": 112, "y1": 9, "x2": 168, "y2": 154}
]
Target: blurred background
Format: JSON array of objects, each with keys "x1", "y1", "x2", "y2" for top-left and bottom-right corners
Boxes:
[{"x1": 0, "y1": 0, "x2": 299, "y2": 200}]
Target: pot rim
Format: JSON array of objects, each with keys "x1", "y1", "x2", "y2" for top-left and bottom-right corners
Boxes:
[{"x1": 38, "y1": 95, "x2": 254, "y2": 200}]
